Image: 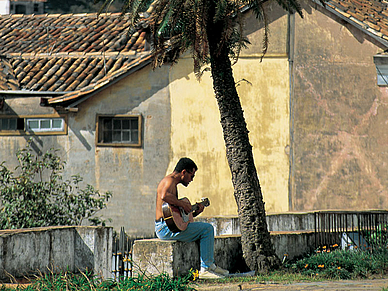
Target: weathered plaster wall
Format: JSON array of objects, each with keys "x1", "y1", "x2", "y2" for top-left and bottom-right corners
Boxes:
[
  {"x1": 168, "y1": 6, "x2": 290, "y2": 215},
  {"x1": 0, "y1": 97, "x2": 68, "y2": 167},
  {"x1": 72, "y1": 65, "x2": 171, "y2": 236},
  {"x1": 291, "y1": 0, "x2": 388, "y2": 210}
]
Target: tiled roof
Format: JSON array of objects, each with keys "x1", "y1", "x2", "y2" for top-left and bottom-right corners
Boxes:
[
  {"x1": 0, "y1": 13, "x2": 149, "y2": 55},
  {"x1": 47, "y1": 53, "x2": 152, "y2": 107},
  {"x1": 0, "y1": 11, "x2": 153, "y2": 107},
  {"x1": 318, "y1": 0, "x2": 388, "y2": 46},
  {"x1": 1, "y1": 53, "x2": 151, "y2": 92},
  {"x1": 0, "y1": 0, "x2": 387, "y2": 108}
]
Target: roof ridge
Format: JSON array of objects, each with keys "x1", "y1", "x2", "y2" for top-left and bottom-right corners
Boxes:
[
  {"x1": 0, "y1": 12, "x2": 134, "y2": 19},
  {"x1": 5, "y1": 51, "x2": 146, "y2": 58},
  {"x1": 47, "y1": 52, "x2": 153, "y2": 105}
]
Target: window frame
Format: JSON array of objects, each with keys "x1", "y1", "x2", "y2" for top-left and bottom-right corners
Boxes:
[
  {"x1": 374, "y1": 55, "x2": 388, "y2": 87},
  {"x1": 96, "y1": 114, "x2": 142, "y2": 147},
  {"x1": 0, "y1": 114, "x2": 68, "y2": 136},
  {"x1": 26, "y1": 117, "x2": 65, "y2": 133}
]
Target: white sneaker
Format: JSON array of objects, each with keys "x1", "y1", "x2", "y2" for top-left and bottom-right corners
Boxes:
[
  {"x1": 198, "y1": 269, "x2": 225, "y2": 279},
  {"x1": 199, "y1": 264, "x2": 229, "y2": 279},
  {"x1": 210, "y1": 264, "x2": 229, "y2": 276}
]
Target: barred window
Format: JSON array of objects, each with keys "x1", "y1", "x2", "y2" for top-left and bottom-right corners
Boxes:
[
  {"x1": 97, "y1": 115, "x2": 141, "y2": 147},
  {"x1": 0, "y1": 118, "x2": 24, "y2": 131}
]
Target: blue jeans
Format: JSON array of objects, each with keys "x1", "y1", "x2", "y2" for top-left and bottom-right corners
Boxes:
[{"x1": 155, "y1": 220, "x2": 214, "y2": 269}]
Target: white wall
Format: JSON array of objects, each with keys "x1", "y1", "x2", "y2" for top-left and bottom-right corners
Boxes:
[{"x1": 0, "y1": 0, "x2": 10, "y2": 14}]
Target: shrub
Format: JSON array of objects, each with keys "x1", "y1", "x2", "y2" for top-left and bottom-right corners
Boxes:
[
  {"x1": 0, "y1": 142, "x2": 112, "y2": 229},
  {"x1": 287, "y1": 245, "x2": 388, "y2": 279}
]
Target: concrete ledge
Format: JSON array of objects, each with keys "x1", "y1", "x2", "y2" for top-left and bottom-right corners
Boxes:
[
  {"x1": 197, "y1": 212, "x2": 316, "y2": 235},
  {"x1": 271, "y1": 230, "x2": 315, "y2": 260},
  {"x1": 132, "y1": 231, "x2": 314, "y2": 277},
  {"x1": 0, "y1": 226, "x2": 113, "y2": 281}
]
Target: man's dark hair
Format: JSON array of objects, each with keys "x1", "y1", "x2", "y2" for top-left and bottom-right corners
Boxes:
[{"x1": 174, "y1": 157, "x2": 198, "y2": 173}]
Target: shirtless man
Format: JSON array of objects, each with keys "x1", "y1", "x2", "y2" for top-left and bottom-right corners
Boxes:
[{"x1": 155, "y1": 157, "x2": 229, "y2": 279}]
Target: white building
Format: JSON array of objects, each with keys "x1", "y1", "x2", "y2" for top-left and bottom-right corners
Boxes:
[{"x1": 0, "y1": 0, "x2": 46, "y2": 14}]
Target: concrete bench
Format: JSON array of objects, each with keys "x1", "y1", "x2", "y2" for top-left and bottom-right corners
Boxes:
[
  {"x1": 131, "y1": 235, "x2": 247, "y2": 277},
  {"x1": 132, "y1": 239, "x2": 200, "y2": 277},
  {"x1": 132, "y1": 232, "x2": 315, "y2": 277}
]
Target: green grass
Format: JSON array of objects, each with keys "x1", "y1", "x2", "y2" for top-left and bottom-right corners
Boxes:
[
  {"x1": 0, "y1": 271, "x2": 196, "y2": 291},
  {"x1": 198, "y1": 246, "x2": 388, "y2": 286}
]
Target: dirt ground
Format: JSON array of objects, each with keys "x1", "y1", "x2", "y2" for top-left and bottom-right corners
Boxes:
[{"x1": 195, "y1": 278, "x2": 388, "y2": 291}]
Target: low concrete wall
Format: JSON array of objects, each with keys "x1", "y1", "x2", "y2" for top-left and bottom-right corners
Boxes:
[
  {"x1": 271, "y1": 231, "x2": 315, "y2": 260},
  {"x1": 132, "y1": 239, "x2": 200, "y2": 277},
  {"x1": 197, "y1": 212, "x2": 317, "y2": 235},
  {"x1": 0, "y1": 226, "x2": 113, "y2": 281},
  {"x1": 132, "y1": 231, "x2": 315, "y2": 277}
]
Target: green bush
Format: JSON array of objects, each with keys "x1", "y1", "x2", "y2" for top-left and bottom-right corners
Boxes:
[
  {"x1": 287, "y1": 245, "x2": 388, "y2": 279},
  {"x1": 0, "y1": 143, "x2": 112, "y2": 229}
]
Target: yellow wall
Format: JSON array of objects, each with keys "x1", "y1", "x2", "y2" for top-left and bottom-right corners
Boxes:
[{"x1": 168, "y1": 55, "x2": 290, "y2": 215}]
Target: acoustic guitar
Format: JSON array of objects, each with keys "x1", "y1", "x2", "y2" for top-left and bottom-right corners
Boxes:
[{"x1": 162, "y1": 197, "x2": 210, "y2": 233}]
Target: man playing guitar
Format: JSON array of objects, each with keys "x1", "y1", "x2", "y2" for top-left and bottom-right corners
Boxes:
[{"x1": 155, "y1": 157, "x2": 229, "y2": 279}]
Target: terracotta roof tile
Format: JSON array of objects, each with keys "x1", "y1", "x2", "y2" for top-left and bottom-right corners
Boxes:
[
  {"x1": 0, "y1": 57, "x2": 20, "y2": 90},
  {"x1": 0, "y1": 13, "x2": 145, "y2": 55}
]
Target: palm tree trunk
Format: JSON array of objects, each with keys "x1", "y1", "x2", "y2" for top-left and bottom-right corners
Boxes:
[{"x1": 207, "y1": 17, "x2": 280, "y2": 272}]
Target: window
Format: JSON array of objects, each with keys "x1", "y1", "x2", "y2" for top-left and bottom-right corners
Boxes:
[
  {"x1": 33, "y1": 3, "x2": 39, "y2": 12},
  {"x1": 374, "y1": 54, "x2": 388, "y2": 86},
  {"x1": 0, "y1": 115, "x2": 67, "y2": 135},
  {"x1": 15, "y1": 4, "x2": 26, "y2": 14},
  {"x1": 97, "y1": 115, "x2": 141, "y2": 147},
  {"x1": 26, "y1": 118, "x2": 64, "y2": 132},
  {"x1": 0, "y1": 118, "x2": 24, "y2": 131}
]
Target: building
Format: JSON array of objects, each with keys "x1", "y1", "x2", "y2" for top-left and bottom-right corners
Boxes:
[
  {"x1": 0, "y1": 0, "x2": 46, "y2": 14},
  {"x1": 0, "y1": 0, "x2": 387, "y2": 235}
]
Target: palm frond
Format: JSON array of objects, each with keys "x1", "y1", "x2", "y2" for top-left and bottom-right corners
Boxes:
[
  {"x1": 260, "y1": 5, "x2": 269, "y2": 61},
  {"x1": 98, "y1": 0, "x2": 116, "y2": 14},
  {"x1": 229, "y1": 21, "x2": 251, "y2": 65},
  {"x1": 99, "y1": 0, "x2": 303, "y2": 78}
]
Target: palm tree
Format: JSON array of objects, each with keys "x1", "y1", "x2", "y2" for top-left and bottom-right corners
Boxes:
[{"x1": 101, "y1": 0, "x2": 303, "y2": 272}]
